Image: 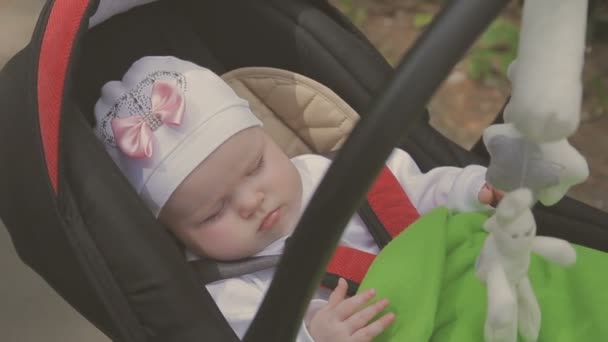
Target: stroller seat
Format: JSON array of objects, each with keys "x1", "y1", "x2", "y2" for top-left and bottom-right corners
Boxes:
[
  {"x1": 1, "y1": 0, "x2": 607, "y2": 341},
  {"x1": 222, "y1": 66, "x2": 359, "y2": 157},
  {"x1": 1, "y1": 1, "x2": 396, "y2": 340}
]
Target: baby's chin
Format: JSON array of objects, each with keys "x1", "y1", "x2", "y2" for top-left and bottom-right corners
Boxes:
[{"x1": 250, "y1": 232, "x2": 289, "y2": 256}]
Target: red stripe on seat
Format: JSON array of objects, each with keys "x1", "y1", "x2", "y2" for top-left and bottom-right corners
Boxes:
[
  {"x1": 38, "y1": 0, "x2": 89, "y2": 193},
  {"x1": 326, "y1": 246, "x2": 376, "y2": 284},
  {"x1": 366, "y1": 166, "x2": 420, "y2": 237}
]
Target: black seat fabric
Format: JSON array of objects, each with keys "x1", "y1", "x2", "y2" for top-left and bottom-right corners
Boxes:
[{"x1": 76, "y1": 0, "x2": 395, "y2": 123}]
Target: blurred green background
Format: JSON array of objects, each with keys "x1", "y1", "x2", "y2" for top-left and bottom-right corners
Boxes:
[{"x1": 329, "y1": 0, "x2": 608, "y2": 212}]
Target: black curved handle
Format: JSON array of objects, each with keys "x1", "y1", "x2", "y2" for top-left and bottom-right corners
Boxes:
[{"x1": 244, "y1": 0, "x2": 511, "y2": 341}]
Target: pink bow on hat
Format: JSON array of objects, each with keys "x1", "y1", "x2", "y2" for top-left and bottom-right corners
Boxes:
[{"x1": 111, "y1": 80, "x2": 185, "y2": 158}]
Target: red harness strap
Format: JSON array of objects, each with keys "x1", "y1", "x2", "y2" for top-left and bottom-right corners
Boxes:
[
  {"x1": 325, "y1": 247, "x2": 377, "y2": 286},
  {"x1": 366, "y1": 166, "x2": 420, "y2": 238},
  {"x1": 325, "y1": 166, "x2": 420, "y2": 286}
]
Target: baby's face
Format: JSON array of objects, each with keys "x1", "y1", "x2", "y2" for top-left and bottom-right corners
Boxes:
[{"x1": 159, "y1": 127, "x2": 303, "y2": 260}]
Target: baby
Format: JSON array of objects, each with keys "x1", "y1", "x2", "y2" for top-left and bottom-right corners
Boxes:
[{"x1": 95, "y1": 56, "x2": 502, "y2": 341}]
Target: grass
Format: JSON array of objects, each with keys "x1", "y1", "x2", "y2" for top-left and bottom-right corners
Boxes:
[
  {"x1": 407, "y1": 12, "x2": 520, "y2": 82},
  {"x1": 467, "y1": 18, "x2": 519, "y2": 81},
  {"x1": 589, "y1": 75, "x2": 608, "y2": 117},
  {"x1": 337, "y1": 0, "x2": 368, "y2": 26},
  {"x1": 413, "y1": 13, "x2": 433, "y2": 29}
]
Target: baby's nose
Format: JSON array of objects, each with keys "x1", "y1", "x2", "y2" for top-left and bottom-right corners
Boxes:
[{"x1": 237, "y1": 191, "x2": 264, "y2": 219}]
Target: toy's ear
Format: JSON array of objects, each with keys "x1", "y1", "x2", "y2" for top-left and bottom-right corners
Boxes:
[
  {"x1": 495, "y1": 188, "x2": 534, "y2": 224},
  {"x1": 483, "y1": 216, "x2": 497, "y2": 233},
  {"x1": 507, "y1": 59, "x2": 517, "y2": 83},
  {"x1": 535, "y1": 140, "x2": 589, "y2": 205}
]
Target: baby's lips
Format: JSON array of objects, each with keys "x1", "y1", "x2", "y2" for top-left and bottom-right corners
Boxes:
[{"x1": 260, "y1": 208, "x2": 281, "y2": 231}]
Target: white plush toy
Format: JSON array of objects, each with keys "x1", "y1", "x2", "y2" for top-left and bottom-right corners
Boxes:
[
  {"x1": 483, "y1": 122, "x2": 589, "y2": 206},
  {"x1": 483, "y1": 0, "x2": 590, "y2": 206},
  {"x1": 501, "y1": 0, "x2": 588, "y2": 143},
  {"x1": 478, "y1": 1, "x2": 590, "y2": 341},
  {"x1": 476, "y1": 189, "x2": 576, "y2": 342}
]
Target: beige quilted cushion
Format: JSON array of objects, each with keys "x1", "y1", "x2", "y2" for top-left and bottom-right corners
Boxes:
[{"x1": 222, "y1": 67, "x2": 360, "y2": 158}]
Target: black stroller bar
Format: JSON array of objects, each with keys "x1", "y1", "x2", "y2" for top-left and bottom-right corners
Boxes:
[{"x1": 244, "y1": 0, "x2": 511, "y2": 340}]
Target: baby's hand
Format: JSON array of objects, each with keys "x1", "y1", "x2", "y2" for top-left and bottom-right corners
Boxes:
[
  {"x1": 307, "y1": 278, "x2": 395, "y2": 342},
  {"x1": 478, "y1": 183, "x2": 505, "y2": 208}
]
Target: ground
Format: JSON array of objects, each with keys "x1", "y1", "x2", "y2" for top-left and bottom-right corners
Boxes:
[{"x1": 330, "y1": 0, "x2": 608, "y2": 212}]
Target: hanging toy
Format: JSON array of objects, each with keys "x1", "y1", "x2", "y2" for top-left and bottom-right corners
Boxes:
[
  {"x1": 476, "y1": 189, "x2": 576, "y2": 342},
  {"x1": 478, "y1": 1, "x2": 590, "y2": 341},
  {"x1": 483, "y1": 0, "x2": 590, "y2": 205},
  {"x1": 483, "y1": 122, "x2": 589, "y2": 206},
  {"x1": 501, "y1": 0, "x2": 588, "y2": 143}
]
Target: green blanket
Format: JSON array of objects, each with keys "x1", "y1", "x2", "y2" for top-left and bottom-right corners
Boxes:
[{"x1": 357, "y1": 207, "x2": 608, "y2": 342}]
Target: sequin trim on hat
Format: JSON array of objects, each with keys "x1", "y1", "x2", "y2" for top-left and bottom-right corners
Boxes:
[{"x1": 98, "y1": 71, "x2": 187, "y2": 147}]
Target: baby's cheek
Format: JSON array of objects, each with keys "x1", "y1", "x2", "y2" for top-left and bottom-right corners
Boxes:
[
  {"x1": 204, "y1": 227, "x2": 233, "y2": 245},
  {"x1": 202, "y1": 224, "x2": 254, "y2": 259}
]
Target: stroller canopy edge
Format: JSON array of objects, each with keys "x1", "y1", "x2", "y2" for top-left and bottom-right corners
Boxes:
[{"x1": 36, "y1": 0, "x2": 94, "y2": 193}]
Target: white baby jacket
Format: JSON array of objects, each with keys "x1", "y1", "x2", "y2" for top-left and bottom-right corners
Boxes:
[{"x1": 202, "y1": 149, "x2": 488, "y2": 341}]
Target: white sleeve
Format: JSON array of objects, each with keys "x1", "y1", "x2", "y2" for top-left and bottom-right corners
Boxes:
[
  {"x1": 385, "y1": 149, "x2": 489, "y2": 214},
  {"x1": 206, "y1": 273, "x2": 319, "y2": 342}
]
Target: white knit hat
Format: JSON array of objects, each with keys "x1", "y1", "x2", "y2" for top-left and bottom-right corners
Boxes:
[{"x1": 95, "y1": 56, "x2": 262, "y2": 216}]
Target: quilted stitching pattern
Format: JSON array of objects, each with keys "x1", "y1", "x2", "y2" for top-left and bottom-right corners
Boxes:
[{"x1": 222, "y1": 67, "x2": 359, "y2": 157}]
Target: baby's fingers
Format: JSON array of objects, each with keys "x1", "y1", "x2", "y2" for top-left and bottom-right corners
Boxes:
[
  {"x1": 346, "y1": 298, "x2": 390, "y2": 332},
  {"x1": 334, "y1": 287, "x2": 377, "y2": 320},
  {"x1": 327, "y1": 278, "x2": 348, "y2": 307},
  {"x1": 351, "y1": 312, "x2": 396, "y2": 342}
]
